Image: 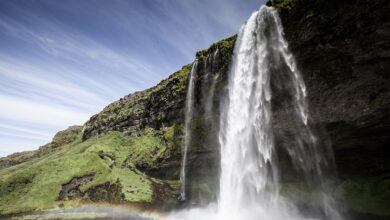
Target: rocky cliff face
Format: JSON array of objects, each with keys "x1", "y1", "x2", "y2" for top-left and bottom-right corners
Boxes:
[
  {"x1": 82, "y1": 37, "x2": 235, "y2": 140},
  {"x1": 82, "y1": 66, "x2": 190, "y2": 140},
  {"x1": 1, "y1": 0, "x2": 389, "y2": 217},
  {"x1": 77, "y1": 0, "x2": 390, "y2": 213},
  {"x1": 273, "y1": 0, "x2": 390, "y2": 179},
  {"x1": 82, "y1": 37, "x2": 236, "y2": 185},
  {"x1": 272, "y1": 0, "x2": 390, "y2": 217},
  {"x1": 84, "y1": 0, "x2": 390, "y2": 214}
]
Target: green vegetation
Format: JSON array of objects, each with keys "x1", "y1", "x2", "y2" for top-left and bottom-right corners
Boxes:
[
  {"x1": 51, "y1": 126, "x2": 82, "y2": 148},
  {"x1": 11, "y1": 212, "x2": 108, "y2": 220},
  {"x1": 335, "y1": 175, "x2": 390, "y2": 216},
  {"x1": 0, "y1": 126, "x2": 83, "y2": 169},
  {"x1": 126, "y1": 128, "x2": 167, "y2": 169},
  {"x1": 196, "y1": 35, "x2": 236, "y2": 61},
  {"x1": 274, "y1": 0, "x2": 297, "y2": 11},
  {"x1": 279, "y1": 177, "x2": 390, "y2": 216},
  {"x1": 83, "y1": 64, "x2": 192, "y2": 139},
  {"x1": 112, "y1": 167, "x2": 152, "y2": 202},
  {"x1": 163, "y1": 123, "x2": 184, "y2": 159},
  {"x1": 82, "y1": 35, "x2": 236, "y2": 143},
  {"x1": 0, "y1": 150, "x2": 37, "y2": 169},
  {"x1": 0, "y1": 128, "x2": 182, "y2": 215}
]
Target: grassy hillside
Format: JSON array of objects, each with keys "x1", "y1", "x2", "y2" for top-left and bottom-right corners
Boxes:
[
  {"x1": 0, "y1": 128, "x2": 180, "y2": 215},
  {"x1": 0, "y1": 36, "x2": 236, "y2": 216}
]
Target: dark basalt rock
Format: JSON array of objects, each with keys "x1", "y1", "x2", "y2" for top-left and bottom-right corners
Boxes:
[
  {"x1": 58, "y1": 175, "x2": 94, "y2": 200},
  {"x1": 275, "y1": 0, "x2": 390, "y2": 178},
  {"x1": 85, "y1": 180, "x2": 125, "y2": 203},
  {"x1": 271, "y1": 0, "x2": 390, "y2": 217}
]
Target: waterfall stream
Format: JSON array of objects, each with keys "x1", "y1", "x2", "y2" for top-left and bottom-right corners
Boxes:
[
  {"x1": 180, "y1": 60, "x2": 198, "y2": 200},
  {"x1": 173, "y1": 5, "x2": 341, "y2": 220}
]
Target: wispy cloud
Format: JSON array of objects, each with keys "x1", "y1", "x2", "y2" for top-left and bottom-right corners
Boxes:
[
  {"x1": 0, "y1": 94, "x2": 91, "y2": 126},
  {"x1": 0, "y1": 0, "x2": 264, "y2": 157}
]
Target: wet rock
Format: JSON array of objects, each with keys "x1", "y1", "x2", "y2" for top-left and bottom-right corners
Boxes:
[{"x1": 275, "y1": 0, "x2": 390, "y2": 178}]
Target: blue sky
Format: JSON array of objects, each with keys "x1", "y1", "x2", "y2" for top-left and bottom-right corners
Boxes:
[{"x1": 0, "y1": 0, "x2": 265, "y2": 157}]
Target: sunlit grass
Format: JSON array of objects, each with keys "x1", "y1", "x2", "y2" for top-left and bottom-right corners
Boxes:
[{"x1": 0, "y1": 131, "x2": 169, "y2": 215}]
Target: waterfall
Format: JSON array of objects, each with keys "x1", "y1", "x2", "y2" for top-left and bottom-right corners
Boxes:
[
  {"x1": 180, "y1": 59, "x2": 198, "y2": 200},
  {"x1": 172, "y1": 5, "x2": 341, "y2": 220},
  {"x1": 204, "y1": 49, "x2": 219, "y2": 117},
  {"x1": 218, "y1": 6, "x2": 341, "y2": 219},
  {"x1": 218, "y1": 6, "x2": 277, "y2": 215}
]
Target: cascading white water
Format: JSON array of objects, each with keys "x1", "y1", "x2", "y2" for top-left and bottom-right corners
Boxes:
[
  {"x1": 171, "y1": 5, "x2": 341, "y2": 220},
  {"x1": 218, "y1": 6, "x2": 278, "y2": 217},
  {"x1": 180, "y1": 60, "x2": 198, "y2": 200}
]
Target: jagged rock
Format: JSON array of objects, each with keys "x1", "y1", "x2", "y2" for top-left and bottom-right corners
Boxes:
[{"x1": 275, "y1": 0, "x2": 390, "y2": 178}]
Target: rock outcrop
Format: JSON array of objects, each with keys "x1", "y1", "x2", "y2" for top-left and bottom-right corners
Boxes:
[
  {"x1": 82, "y1": 66, "x2": 192, "y2": 140},
  {"x1": 0, "y1": 125, "x2": 82, "y2": 170}
]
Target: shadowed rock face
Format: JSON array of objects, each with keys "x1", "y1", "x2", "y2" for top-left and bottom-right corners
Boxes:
[{"x1": 273, "y1": 0, "x2": 390, "y2": 178}]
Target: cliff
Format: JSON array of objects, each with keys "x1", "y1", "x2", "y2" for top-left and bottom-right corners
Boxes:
[
  {"x1": 0, "y1": 0, "x2": 389, "y2": 218},
  {"x1": 0, "y1": 36, "x2": 236, "y2": 216},
  {"x1": 273, "y1": 0, "x2": 390, "y2": 217}
]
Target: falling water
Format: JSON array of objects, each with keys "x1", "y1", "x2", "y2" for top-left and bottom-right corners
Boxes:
[
  {"x1": 180, "y1": 60, "x2": 198, "y2": 200},
  {"x1": 172, "y1": 5, "x2": 340, "y2": 220},
  {"x1": 204, "y1": 49, "x2": 219, "y2": 117}
]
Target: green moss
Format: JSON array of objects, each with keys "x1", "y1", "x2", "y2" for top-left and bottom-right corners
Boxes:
[
  {"x1": 112, "y1": 167, "x2": 153, "y2": 202},
  {"x1": 196, "y1": 36, "x2": 236, "y2": 62},
  {"x1": 0, "y1": 127, "x2": 84, "y2": 170},
  {"x1": 335, "y1": 175, "x2": 390, "y2": 216},
  {"x1": 83, "y1": 36, "x2": 236, "y2": 141},
  {"x1": 83, "y1": 64, "x2": 192, "y2": 139},
  {"x1": 274, "y1": 0, "x2": 297, "y2": 11},
  {"x1": 51, "y1": 126, "x2": 82, "y2": 148},
  {"x1": 163, "y1": 123, "x2": 184, "y2": 156},
  {"x1": 14, "y1": 212, "x2": 108, "y2": 219},
  {"x1": 0, "y1": 150, "x2": 38, "y2": 168},
  {"x1": 0, "y1": 132, "x2": 158, "y2": 215},
  {"x1": 126, "y1": 128, "x2": 166, "y2": 169},
  {"x1": 196, "y1": 49, "x2": 208, "y2": 60}
]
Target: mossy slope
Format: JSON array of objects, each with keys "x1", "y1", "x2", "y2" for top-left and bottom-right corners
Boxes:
[
  {"x1": 0, "y1": 128, "x2": 180, "y2": 215},
  {"x1": 0, "y1": 36, "x2": 237, "y2": 216}
]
